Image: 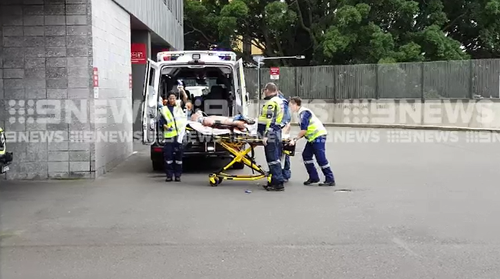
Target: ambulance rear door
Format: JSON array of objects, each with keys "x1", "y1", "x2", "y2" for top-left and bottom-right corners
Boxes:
[
  {"x1": 234, "y1": 58, "x2": 249, "y2": 116},
  {"x1": 141, "y1": 59, "x2": 161, "y2": 145}
]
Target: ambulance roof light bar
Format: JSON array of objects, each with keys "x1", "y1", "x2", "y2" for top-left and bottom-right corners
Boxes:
[{"x1": 157, "y1": 50, "x2": 237, "y2": 62}]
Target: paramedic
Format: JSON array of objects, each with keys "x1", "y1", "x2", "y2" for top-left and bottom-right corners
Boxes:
[
  {"x1": 159, "y1": 81, "x2": 189, "y2": 108},
  {"x1": 159, "y1": 91, "x2": 187, "y2": 182},
  {"x1": 278, "y1": 91, "x2": 292, "y2": 182},
  {"x1": 258, "y1": 83, "x2": 285, "y2": 191},
  {"x1": 288, "y1": 96, "x2": 335, "y2": 186}
]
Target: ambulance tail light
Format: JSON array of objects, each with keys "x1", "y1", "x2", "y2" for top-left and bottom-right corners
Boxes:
[
  {"x1": 162, "y1": 55, "x2": 179, "y2": 61},
  {"x1": 219, "y1": 55, "x2": 232, "y2": 61}
]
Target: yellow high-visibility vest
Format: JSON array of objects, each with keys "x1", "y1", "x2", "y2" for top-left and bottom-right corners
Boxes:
[
  {"x1": 298, "y1": 107, "x2": 327, "y2": 141},
  {"x1": 257, "y1": 96, "x2": 284, "y2": 134},
  {"x1": 0, "y1": 127, "x2": 5, "y2": 156},
  {"x1": 160, "y1": 103, "x2": 186, "y2": 139}
]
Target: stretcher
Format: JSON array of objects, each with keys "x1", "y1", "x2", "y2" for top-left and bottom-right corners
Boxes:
[{"x1": 186, "y1": 120, "x2": 295, "y2": 186}]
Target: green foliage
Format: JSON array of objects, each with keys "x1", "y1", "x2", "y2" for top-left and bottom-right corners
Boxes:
[{"x1": 183, "y1": 0, "x2": 500, "y2": 65}]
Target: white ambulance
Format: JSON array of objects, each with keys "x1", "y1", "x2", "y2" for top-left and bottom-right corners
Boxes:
[{"x1": 140, "y1": 50, "x2": 250, "y2": 171}]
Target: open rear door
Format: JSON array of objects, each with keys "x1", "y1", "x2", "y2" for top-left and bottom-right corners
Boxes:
[
  {"x1": 141, "y1": 59, "x2": 160, "y2": 145},
  {"x1": 235, "y1": 58, "x2": 249, "y2": 116}
]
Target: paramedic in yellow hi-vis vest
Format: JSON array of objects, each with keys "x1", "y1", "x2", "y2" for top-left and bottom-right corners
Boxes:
[
  {"x1": 289, "y1": 96, "x2": 336, "y2": 186},
  {"x1": 159, "y1": 91, "x2": 187, "y2": 182},
  {"x1": 0, "y1": 126, "x2": 13, "y2": 173},
  {"x1": 257, "y1": 83, "x2": 286, "y2": 191}
]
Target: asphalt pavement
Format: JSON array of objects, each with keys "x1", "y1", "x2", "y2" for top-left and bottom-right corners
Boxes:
[{"x1": 1, "y1": 128, "x2": 500, "y2": 279}]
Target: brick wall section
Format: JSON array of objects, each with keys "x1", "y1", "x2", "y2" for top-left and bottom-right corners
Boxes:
[
  {"x1": 90, "y1": 0, "x2": 132, "y2": 176},
  {"x1": 0, "y1": 0, "x2": 94, "y2": 179}
]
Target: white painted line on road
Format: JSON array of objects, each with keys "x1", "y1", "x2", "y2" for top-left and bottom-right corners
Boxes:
[{"x1": 132, "y1": 151, "x2": 138, "y2": 154}]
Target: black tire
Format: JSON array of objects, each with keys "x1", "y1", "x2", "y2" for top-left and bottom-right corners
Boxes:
[
  {"x1": 232, "y1": 162, "x2": 244, "y2": 169},
  {"x1": 152, "y1": 160, "x2": 163, "y2": 171}
]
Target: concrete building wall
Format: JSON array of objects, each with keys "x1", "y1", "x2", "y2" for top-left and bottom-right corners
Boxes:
[
  {"x1": 113, "y1": 0, "x2": 183, "y2": 50},
  {"x1": 0, "y1": 0, "x2": 95, "y2": 180},
  {"x1": 0, "y1": 0, "x2": 182, "y2": 180},
  {"x1": 90, "y1": 0, "x2": 133, "y2": 176}
]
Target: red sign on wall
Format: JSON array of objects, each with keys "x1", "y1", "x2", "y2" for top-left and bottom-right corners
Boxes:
[
  {"x1": 131, "y1": 43, "x2": 147, "y2": 64},
  {"x1": 93, "y1": 67, "x2": 99, "y2": 87},
  {"x1": 270, "y1": 67, "x2": 280, "y2": 80}
]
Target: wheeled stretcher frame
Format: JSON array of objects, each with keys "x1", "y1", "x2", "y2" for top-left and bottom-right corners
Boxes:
[{"x1": 208, "y1": 124, "x2": 295, "y2": 187}]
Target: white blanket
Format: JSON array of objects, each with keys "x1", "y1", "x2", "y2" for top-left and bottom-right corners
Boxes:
[{"x1": 187, "y1": 121, "x2": 257, "y2": 135}]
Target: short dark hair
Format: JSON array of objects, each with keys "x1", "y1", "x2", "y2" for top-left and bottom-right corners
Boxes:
[
  {"x1": 289, "y1": 96, "x2": 302, "y2": 106},
  {"x1": 264, "y1": 82, "x2": 278, "y2": 93},
  {"x1": 167, "y1": 91, "x2": 177, "y2": 98}
]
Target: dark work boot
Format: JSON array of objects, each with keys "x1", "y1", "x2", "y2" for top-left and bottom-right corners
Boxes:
[
  {"x1": 319, "y1": 181, "x2": 335, "y2": 186},
  {"x1": 266, "y1": 183, "x2": 284, "y2": 191},
  {"x1": 175, "y1": 177, "x2": 181, "y2": 182},
  {"x1": 166, "y1": 177, "x2": 173, "y2": 182},
  {"x1": 303, "y1": 179, "x2": 320, "y2": 186}
]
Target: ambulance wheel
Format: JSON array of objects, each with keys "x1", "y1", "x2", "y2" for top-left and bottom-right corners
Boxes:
[{"x1": 232, "y1": 162, "x2": 244, "y2": 169}]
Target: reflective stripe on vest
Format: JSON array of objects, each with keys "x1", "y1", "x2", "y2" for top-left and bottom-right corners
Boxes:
[
  {"x1": 161, "y1": 106, "x2": 186, "y2": 139},
  {"x1": 0, "y1": 127, "x2": 5, "y2": 155},
  {"x1": 298, "y1": 107, "x2": 327, "y2": 141},
  {"x1": 257, "y1": 96, "x2": 284, "y2": 131}
]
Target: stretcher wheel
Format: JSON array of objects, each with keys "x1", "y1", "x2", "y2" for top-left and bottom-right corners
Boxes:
[{"x1": 209, "y1": 174, "x2": 221, "y2": 187}]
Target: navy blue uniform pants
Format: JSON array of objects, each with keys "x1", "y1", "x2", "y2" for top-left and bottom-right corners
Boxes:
[
  {"x1": 163, "y1": 137, "x2": 183, "y2": 178},
  {"x1": 302, "y1": 135, "x2": 335, "y2": 182},
  {"x1": 282, "y1": 152, "x2": 291, "y2": 180},
  {"x1": 264, "y1": 130, "x2": 285, "y2": 185}
]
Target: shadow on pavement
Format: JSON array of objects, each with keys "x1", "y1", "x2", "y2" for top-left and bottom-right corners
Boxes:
[
  {"x1": 103, "y1": 148, "x2": 242, "y2": 178},
  {"x1": 0, "y1": 145, "x2": 260, "y2": 188}
]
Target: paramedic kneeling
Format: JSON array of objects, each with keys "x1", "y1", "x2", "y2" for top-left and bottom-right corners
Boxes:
[
  {"x1": 258, "y1": 83, "x2": 285, "y2": 191},
  {"x1": 289, "y1": 97, "x2": 336, "y2": 186},
  {"x1": 159, "y1": 91, "x2": 187, "y2": 182}
]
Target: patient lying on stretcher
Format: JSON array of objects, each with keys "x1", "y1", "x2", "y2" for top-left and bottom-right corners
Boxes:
[{"x1": 189, "y1": 109, "x2": 255, "y2": 131}]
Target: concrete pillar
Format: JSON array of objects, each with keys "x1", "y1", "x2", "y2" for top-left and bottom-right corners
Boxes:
[
  {"x1": 0, "y1": 0, "x2": 95, "y2": 180},
  {"x1": 131, "y1": 30, "x2": 151, "y2": 133}
]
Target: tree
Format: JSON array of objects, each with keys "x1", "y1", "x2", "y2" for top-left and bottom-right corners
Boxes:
[
  {"x1": 183, "y1": 0, "x2": 498, "y2": 65},
  {"x1": 183, "y1": 0, "x2": 232, "y2": 50},
  {"x1": 441, "y1": 0, "x2": 500, "y2": 58}
]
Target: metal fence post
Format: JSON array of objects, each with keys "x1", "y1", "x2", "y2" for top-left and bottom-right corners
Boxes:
[
  {"x1": 294, "y1": 67, "x2": 298, "y2": 97},
  {"x1": 375, "y1": 63, "x2": 379, "y2": 99},
  {"x1": 469, "y1": 60, "x2": 473, "y2": 99},
  {"x1": 333, "y1": 65, "x2": 337, "y2": 103},
  {"x1": 420, "y1": 61, "x2": 425, "y2": 102}
]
